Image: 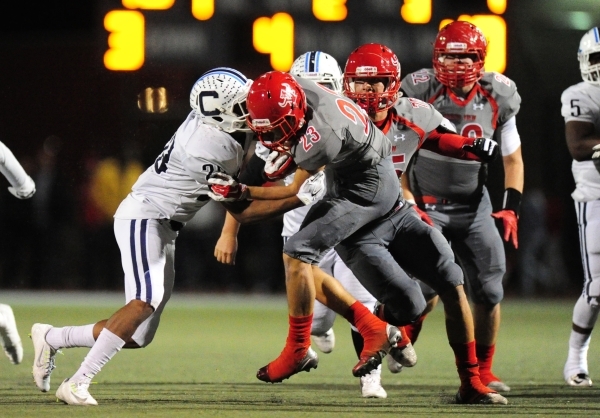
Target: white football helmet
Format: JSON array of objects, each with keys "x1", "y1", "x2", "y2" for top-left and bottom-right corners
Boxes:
[
  {"x1": 190, "y1": 67, "x2": 252, "y2": 132},
  {"x1": 578, "y1": 27, "x2": 600, "y2": 86},
  {"x1": 290, "y1": 51, "x2": 343, "y2": 94}
]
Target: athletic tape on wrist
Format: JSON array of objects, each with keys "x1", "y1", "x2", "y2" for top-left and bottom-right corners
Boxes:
[{"x1": 502, "y1": 188, "x2": 522, "y2": 216}]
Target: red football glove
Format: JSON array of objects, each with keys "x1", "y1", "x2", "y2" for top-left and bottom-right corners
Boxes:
[
  {"x1": 208, "y1": 173, "x2": 249, "y2": 202},
  {"x1": 413, "y1": 205, "x2": 434, "y2": 226},
  {"x1": 491, "y1": 209, "x2": 518, "y2": 249},
  {"x1": 264, "y1": 151, "x2": 296, "y2": 181}
]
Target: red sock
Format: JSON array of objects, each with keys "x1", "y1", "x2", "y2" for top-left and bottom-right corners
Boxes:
[
  {"x1": 450, "y1": 340, "x2": 493, "y2": 395},
  {"x1": 266, "y1": 314, "x2": 312, "y2": 379},
  {"x1": 404, "y1": 314, "x2": 426, "y2": 345},
  {"x1": 343, "y1": 301, "x2": 384, "y2": 336},
  {"x1": 476, "y1": 343, "x2": 501, "y2": 385}
]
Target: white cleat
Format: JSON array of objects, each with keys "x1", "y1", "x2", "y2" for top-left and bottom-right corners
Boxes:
[
  {"x1": 56, "y1": 378, "x2": 98, "y2": 406},
  {"x1": 0, "y1": 304, "x2": 23, "y2": 365},
  {"x1": 311, "y1": 328, "x2": 335, "y2": 354},
  {"x1": 360, "y1": 365, "x2": 387, "y2": 398},
  {"x1": 566, "y1": 373, "x2": 593, "y2": 387},
  {"x1": 31, "y1": 323, "x2": 57, "y2": 392}
]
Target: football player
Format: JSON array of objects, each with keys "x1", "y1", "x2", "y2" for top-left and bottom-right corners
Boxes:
[
  {"x1": 398, "y1": 21, "x2": 524, "y2": 393},
  {"x1": 0, "y1": 140, "x2": 35, "y2": 365},
  {"x1": 213, "y1": 51, "x2": 389, "y2": 398},
  {"x1": 30, "y1": 67, "x2": 308, "y2": 406},
  {"x1": 336, "y1": 42, "x2": 507, "y2": 405},
  {"x1": 209, "y1": 68, "x2": 405, "y2": 385},
  {"x1": 561, "y1": 27, "x2": 600, "y2": 387}
]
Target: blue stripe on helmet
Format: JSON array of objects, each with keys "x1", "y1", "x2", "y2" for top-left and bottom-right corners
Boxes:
[
  {"x1": 594, "y1": 27, "x2": 599, "y2": 43},
  {"x1": 308, "y1": 51, "x2": 316, "y2": 73},
  {"x1": 200, "y1": 67, "x2": 247, "y2": 85}
]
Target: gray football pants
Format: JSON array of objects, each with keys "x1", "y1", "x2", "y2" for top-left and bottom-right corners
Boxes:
[{"x1": 336, "y1": 201, "x2": 464, "y2": 326}]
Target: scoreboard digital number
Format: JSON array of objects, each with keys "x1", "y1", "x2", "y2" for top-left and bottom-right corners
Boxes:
[{"x1": 103, "y1": 0, "x2": 507, "y2": 74}]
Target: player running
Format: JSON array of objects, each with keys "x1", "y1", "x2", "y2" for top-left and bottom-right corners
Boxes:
[{"x1": 333, "y1": 42, "x2": 507, "y2": 404}]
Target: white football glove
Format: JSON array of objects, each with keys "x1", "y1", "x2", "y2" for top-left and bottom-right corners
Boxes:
[
  {"x1": 8, "y1": 175, "x2": 35, "y2": 199},
  {"x1": 297, "y1": 171, "x2": 326, "y2": 206},
  {"x1": 264, "y1": 151, "x2": 295, "y2": 181},
  {"x1": 207, "y1": 172, "x2": 249, "y2": 202}
]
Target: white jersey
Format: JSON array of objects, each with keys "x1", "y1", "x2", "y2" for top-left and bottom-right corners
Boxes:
[
  {"x1": 561, "y1": 82, "x2": 600, "y2": 202},
  {"x1": 115, "y1": 111, "x2": 244, "y2": 222}
]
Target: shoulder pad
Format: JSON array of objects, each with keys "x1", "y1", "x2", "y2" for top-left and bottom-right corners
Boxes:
[{"x1": 480, "y1": 72, "x2": 518, "y2": 98}]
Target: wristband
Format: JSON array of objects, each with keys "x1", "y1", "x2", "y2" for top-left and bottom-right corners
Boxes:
[{"x1": 502, "y1": 188, "x2": 522, "y2": 216}]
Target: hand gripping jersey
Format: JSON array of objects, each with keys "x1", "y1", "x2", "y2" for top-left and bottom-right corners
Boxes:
[
  {"x1": 115, "y1": 111, "x2": 244, "y2": 222},
  {"x1": 561, "y1": 81, "x2": 600, "y2": 201},
  {"x1": 290, "y1": 75, "x2": 391, "y2": 173},
  {"x1": 401, "y1": 69, "x2": 521, "y2": 202}
]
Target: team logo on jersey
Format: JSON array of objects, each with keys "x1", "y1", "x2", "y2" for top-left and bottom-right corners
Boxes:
[
  {"x1": 393, "y1": 134, "x2": 406, "y2": 142},
  {"x1": 278, "y1": 83, "x2": 297, "y2": 108},
  {"x1": 472, "y1": 103, "x2": 484, "y2": 110},
  {"x1": 411, "y1": 71, "x2": 430, "y2": 85}
]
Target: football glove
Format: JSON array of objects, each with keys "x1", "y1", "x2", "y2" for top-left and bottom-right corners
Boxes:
[
  {"x1": 208, "y1": 173, "x2": 249, "y2": 202},
  {"x1": 297, "y1": 171, "x2": 326, "y2": 205},
  {"x1": 491, "y1": 209, "x2": 519, "y2": 249},
  {"x1": 412, "y1": 205, "x2": 434, "y2": 226},
  {"x1": 8, "y1": 175, "x2": 35, "y2": 199},
  {"x1": 462, "y1": 137, "x2": 499, "y2": 162},
  {"x1": 264, "y1": 151, "x2": 296, "y2": 181}
]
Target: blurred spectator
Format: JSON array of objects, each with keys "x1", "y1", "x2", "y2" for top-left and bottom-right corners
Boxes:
[{"x1": 517, "y1": 189, "x2": 569, "y2": 296}]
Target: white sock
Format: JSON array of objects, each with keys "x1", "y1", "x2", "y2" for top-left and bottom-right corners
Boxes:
[
  {"x1": 45, "y1": 325, "x2": 96, "y2": 349},
  {"x1": 565, "y1": 330, "x2": 591, "y2": 377},
  {"x1": 71, "y1": 328, "x2": 125, "y2": 383}
]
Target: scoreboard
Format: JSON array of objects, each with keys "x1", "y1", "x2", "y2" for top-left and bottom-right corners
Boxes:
[{"x1": 99, "y1": 0, "x2": 508, "y2": 74}]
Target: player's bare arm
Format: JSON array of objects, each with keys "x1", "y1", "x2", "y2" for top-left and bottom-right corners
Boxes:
[
  {"x1": 247, "y1": 166, "x2": 314, "y2": 200},
  {"x1": 502, "y1": 146, "x2": 524, "y2": 193},
  {"x1": 566, "y1": 120, "x2": 600, "y2": 161}
]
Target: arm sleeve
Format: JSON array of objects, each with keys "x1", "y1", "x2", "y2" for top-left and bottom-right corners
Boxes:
[
  {"x1": 420, "y1": 128, "x2": 479, "y2": 160},
  {"x1": 497, "y1": 116, "x2": 521, "y2": 156},
  {"x1": 0, "y1": 141, "x2": 30, "y2": 188}
]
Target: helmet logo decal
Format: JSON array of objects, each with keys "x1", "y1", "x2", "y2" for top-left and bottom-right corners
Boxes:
[
  {"x1": 278, "y1": 83, "x2": 298, "y2": 108},
  {"x1": 445, "y1": 42, "x2": 468, "y2": 52},
  {"x1": 198, "y1": 91, "x2": 220, "y2": 116},
  {"x1": 252, "y1": 119, "x2": 272, "y2": 128},
  {"x1": 355, "y1": 66, "x2": 378, "y2": 76}
]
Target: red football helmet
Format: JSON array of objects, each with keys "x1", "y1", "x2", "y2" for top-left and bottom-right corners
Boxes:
[
  {"x1": 246, "y1": 71, "x2": 307, "y2": 152},
  {"x1": 343, "y1": 43, "x2": 402, "y2": 114},
  {"x1": 433, "y1": 21, "x2": 487, "y2": 88}
]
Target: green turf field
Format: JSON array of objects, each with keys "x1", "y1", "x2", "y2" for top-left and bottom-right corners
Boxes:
[{"x1": 0, "y1": 292, "x2": 599, "y2": 417}]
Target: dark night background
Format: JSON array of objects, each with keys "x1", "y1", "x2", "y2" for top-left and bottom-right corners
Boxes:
[{"x1": 0, "y1": 1, "x2": 596, "y2": 297}]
